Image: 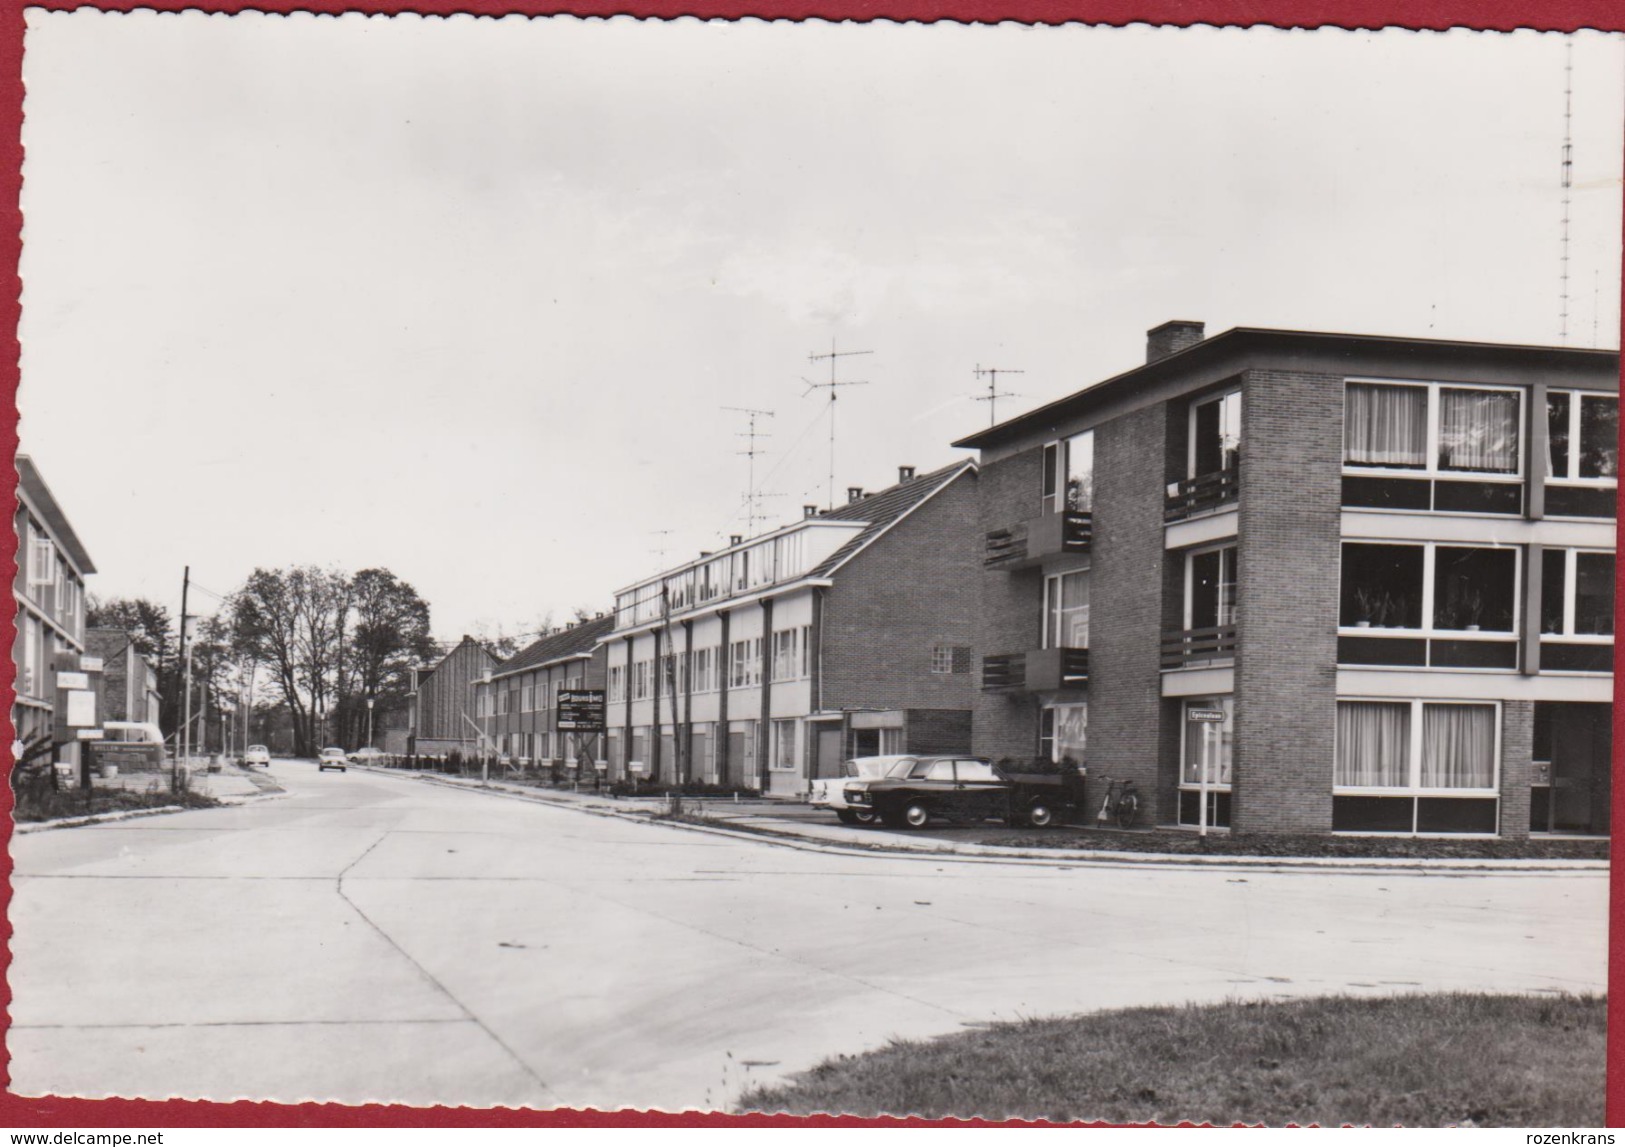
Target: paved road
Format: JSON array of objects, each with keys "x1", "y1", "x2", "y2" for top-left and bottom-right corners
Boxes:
[{"x1": 8, "y1": 762, "x2": 1608, "y2": 1113}]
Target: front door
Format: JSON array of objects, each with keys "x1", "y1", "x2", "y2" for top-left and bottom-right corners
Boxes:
[
  {"x1": 727, "y1": 730, "x2": 748, "y2": 789},
  {"x1": 815, "y1": 726, "x2": 843, "y2": 779},
  {"x1": 1534, "y1": 702, "x2": 1612, "y2": 834}
]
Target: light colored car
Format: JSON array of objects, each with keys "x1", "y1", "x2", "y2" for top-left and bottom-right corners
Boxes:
[
  {"x1": 243, "y1": 744, "x2": 271, "y2": 768},
  {"x1": 317, "y1": 747, "x2": 348, "y2": 772},
  {"x1": 348, "y1": 746, "x2": 385, "y2": 765},
  {"x1": 809, "y1": 755, "x2": 918, "y2": 825}
]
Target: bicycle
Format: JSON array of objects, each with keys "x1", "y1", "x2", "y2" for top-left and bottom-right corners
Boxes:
[{"x1": 1094, "y1": 777, "x2": 1140, "y2": 829}]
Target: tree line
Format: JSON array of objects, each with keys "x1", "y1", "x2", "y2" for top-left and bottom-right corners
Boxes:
[{"x1": 89, "y1": 566, "x2": 439, "y2": 759}]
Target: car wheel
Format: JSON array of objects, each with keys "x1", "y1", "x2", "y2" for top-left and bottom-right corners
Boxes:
[
  {"x1": 1026, "y1": 801, "x2": 1057, "y2": 829},
  {"x1": 836, "y1": 809, "x2": 860, "y2": 825},
  {"x1": 852, "y1": 808, "x2": 877, "y2": 825},
  {"x1": 902, "y1": 801, "x2": 931, "y2": 830}
]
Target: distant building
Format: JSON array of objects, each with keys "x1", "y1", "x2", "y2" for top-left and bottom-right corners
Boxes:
[
  {"x1": 85, "y1": 627, "x2": 161, "y2": 726},
  {"x1": 408, "y1": 635, "x2": 502, "y2": 757},
  {"x1": 13, "y1": 456, "x2": 95, "y2": 767},
  {"x1": 603, "y1": 461, "x2": 981, "y2": 795},
  {"x1": 475, "y1": 614, "x2": 615, "y2": 773}
]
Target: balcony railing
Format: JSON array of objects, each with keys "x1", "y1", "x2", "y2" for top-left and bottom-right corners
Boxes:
[
  {"x1": 1165, "y1": 466, "x2": 1239, "y2": 523},
  {"x1": 1161, "y1": 624, "x2": 1237, "y2": 669},
  {"x1": 982, "y1": 646, "x2": 1090, "y2": 692},
  {"x1": 984, "y1": 511, "x2": 1093, "y2": 568}
]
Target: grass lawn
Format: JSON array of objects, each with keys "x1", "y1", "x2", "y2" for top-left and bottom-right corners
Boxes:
[
  {"x1": 931, "y1": 826, "x2": 1609, "y2": 861},
  {"x1": 738, "y1": 993, "x2": 1605, "y2": 1126},
  {"x1": 13, "y1": 783, "x2": 220, "y2": 823}
]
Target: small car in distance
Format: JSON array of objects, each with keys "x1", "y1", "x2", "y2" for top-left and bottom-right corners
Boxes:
[
  {"x1": 317, "y1": 747, "x2": 348, "y2": 772},
  {"x1": 348, "y1": 746, "x2": 385, "y2": 765},
  {"x1": 243, "y1": 744, "x2": 271, "y2": 768}
]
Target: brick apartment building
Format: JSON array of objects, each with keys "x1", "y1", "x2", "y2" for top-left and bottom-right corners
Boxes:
[
  {"x1": 959, "y1": 321, "x2": 1615, "y2": 838},
  {"x1": 86, "y1": 627, "x2": 161, "y2": 726},
  {"x1": 602, "y1": 461, "x2": 980, "y2": 795},
  {"x1": 407, "y1": 634, "x2": 502, "y2": 757},
  {"x1": 13, "y1": 456, "x2": 95, "y2": 769},
  {"x1": 476, "y1": 614, "x2": 613, "y2": 773}
]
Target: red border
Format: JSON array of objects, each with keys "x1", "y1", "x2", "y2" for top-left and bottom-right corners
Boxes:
[{"x1": 2, "y1": 0, "x2": 1622, "y2": 1131}]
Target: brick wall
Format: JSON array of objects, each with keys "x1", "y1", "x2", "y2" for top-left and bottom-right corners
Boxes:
[
  {"x1": 1500, "y1": 700, "x2": 1533, "y2": 840},
  {"x1": 1089, "y1": 404, "x2": 1176, "y2": 816},
  {"x1": 1233, "y1": 369, "x2": 1343, "y2": 834},
  {"x1": 970, "y1": 449, "x2": 1046, "y2": 760},
  {"x1": 905, "y1": 709, "x2": 973, "y2": 755},
  {"x1": 821, "y1": 470, "x2": 980, "y2": 714}
]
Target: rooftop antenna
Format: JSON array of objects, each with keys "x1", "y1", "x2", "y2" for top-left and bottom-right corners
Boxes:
[
  {"x1": 722, "y1": 405, "x2": 776, "y2": 536},
  {"x1": 803, "y1": 338, "x2": 872, "y2": 511},
  {"x1": 650, "y1": 528, "x2": 677, "y2": 566},
  {"x1": 1561, "y1": 40, "x2": 1574, "y2": 343},
  {"x1": 973, "y1": 364, "x2": 1024, "y2": 426}
]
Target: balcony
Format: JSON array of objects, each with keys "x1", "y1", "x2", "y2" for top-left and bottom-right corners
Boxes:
[
  {"x1": 1165, "y1": 466, "x2": 1239, "y2": 523},
  {"x1": 1161, "y1": 625, "x2": 1237, "y2": 669},
  {"x1": 982, "y1": 646, "x2": 1090, "y2": 692},
  {"x1": 984, "y1": 511, "x2": 1093, "y2": 569}
]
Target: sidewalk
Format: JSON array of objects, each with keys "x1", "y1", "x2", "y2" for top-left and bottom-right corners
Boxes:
[{"x1": 356, "y1": 765, "x2": 1608, "y2": 874}]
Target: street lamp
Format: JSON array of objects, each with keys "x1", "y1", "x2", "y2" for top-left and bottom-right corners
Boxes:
[{"x1": 366, "y1": 697, "x2": 375, "y2": 751}]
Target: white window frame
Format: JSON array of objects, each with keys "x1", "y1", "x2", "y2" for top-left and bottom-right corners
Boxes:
[
  {"x1": 27, "y1": 524, "x2": 55, "y2": 589},
  {"x1": 1337, "y1": 540, "x2": 1522, "y2": 642},
  {"x1": 1177, "y1": 696, "x2": 1233, "y2": 793},
  {"x1": 1540, "y1": 547, "x2": 1615, "y2": 643},
  {"x1": 1342, "y1": 378, "x2": 1525, "y2": 483},
  {"x1": 1332, "y1": 697, "x2": 1502, "y2": 800},
  {"x1": 1040, "y1": 429, "x2": 1096, "y2": 515},
  {"x1": 770, "y1": 718, "x2": 798, "y2": 771},
  {"x1": 1042, "y1": 567, "x2": 1091, "y2": 650},
  {"x1": 1547, "y1": 389, "x2": 1619, "y2": 489},
  {"x1": 1187, "y1": 387, "x2": 1242, "y2": 480},
  {"x1": 1182, "y1": 543, "x2": 1238, "y2": 631}
]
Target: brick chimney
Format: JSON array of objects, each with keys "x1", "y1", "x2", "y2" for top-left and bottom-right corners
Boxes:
[
  {"x1": 898, "y1": 465, "x2": 916, "y2": 483},
  {"x1": 803, "y1": 504, "x2": 819, "y2": 519},
  {"x1": 1146, "y1": 320, "x2": 1205, "y2": 364},
  {"x1": 729, "y1": 534, "x2": 742, "y2": 546},
  {"x1": 847, "y1": 486, "x2": 864, "y2": 504}
]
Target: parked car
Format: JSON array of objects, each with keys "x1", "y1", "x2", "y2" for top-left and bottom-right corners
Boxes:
[
  {"x1": 842, "y1": 756, "x2": 1084, "y2": 829},
  {"x1": 243, "y1": 744, "x2": 271, "y2": 768},
  {"x1": 348, "y1": 747, "x2": 385, "y2": 765},
  {"x1": 810, "y1": 755, "x2": 917, "y2": 824},
  {"x1": 317, "y1": 747, "x2": 348, "y2": 772}
]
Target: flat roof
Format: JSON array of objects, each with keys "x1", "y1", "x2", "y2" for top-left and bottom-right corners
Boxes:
[{"x1": 16, "y1": 455, "x2": 96, "y2": 575}]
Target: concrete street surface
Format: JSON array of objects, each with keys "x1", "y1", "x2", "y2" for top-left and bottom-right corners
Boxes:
[{"x1": 8, "y1": 761, "x2": 1608, "y2": 1114}]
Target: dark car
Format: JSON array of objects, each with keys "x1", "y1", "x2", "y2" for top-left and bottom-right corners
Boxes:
[{"x1": 842, "y1": 755, "x2": 1083, "y2": 829}]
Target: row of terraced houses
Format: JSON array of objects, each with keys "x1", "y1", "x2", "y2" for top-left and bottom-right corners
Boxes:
[{"x1": 438, "y1": 321, "x2": 1616, "y2": 839}]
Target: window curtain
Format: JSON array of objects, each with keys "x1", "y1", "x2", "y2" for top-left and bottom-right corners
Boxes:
[
  {"x1": 1335, "y1": 701, "x2": 1410, "y2": 786},
  {"x1": 1345, "y1": 384, "x2": 1426, "y2": 467},
  {"x1": 1438, "y1": 389, "x2": 1518, "y2": 473},
  {"x1": 1054, "y1": 703, "x2": 1087, "y2": 763},
  {"x1": 1062, "y1": 572, "x2": 1090, "y2": 647},
  {"x1": 1420, "y1": 704, "x2": 1495, "y2": 788}
]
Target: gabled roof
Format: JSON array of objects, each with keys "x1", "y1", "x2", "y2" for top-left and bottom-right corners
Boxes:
[
  {"x1": 808, "y1": 459, "x2": 975, "y2": 578},
  {"x1": 16, "y1": 455, "x2": 96, "y2": 575},
  {"x1": 493, "y1": 615, "x2": 615, "y2": 680}
]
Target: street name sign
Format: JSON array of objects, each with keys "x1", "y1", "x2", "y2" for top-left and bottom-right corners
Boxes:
[
  {"x1": 1188, "y1": 708, "x2": 1226, "y2": 723},
  {"x1": 557, "y1": 689, "x2": 607, "y2": 732}
]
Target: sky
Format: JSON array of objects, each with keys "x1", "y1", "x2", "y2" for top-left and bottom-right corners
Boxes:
[{"x1": 16, "y1": 15, "x2": 1625, "y2": 644}]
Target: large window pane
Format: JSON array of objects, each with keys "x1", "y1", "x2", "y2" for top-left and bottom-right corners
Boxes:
[
  {"x1": 1575, "y1": 552, "x2": 1615, "y2": 635},
  {"x1": 1432, "y1": 546, "x2": 1516, "y2": 632},
  {"x1": 1065, "y1": 431, "x2": 1094, "y2": 512},
  {"x1": 1547, "y1": 391, "x2": 1572, "y2": 479},
  {"x1": 1336, "y1": 701, "x2": 1410, "y2": 786},
  {"x1": 1053, "y1": 703, "x2": 1087, "y2": 764},
  {"x1": 1045, "y1": 570, "x2": 1090, "y2": 648},
  {"x1": 1579, "y1": 396, "x2": 1618, "y2": 479},
  {"x1": 1340, "y1": 544, "x2": 1424, "y2": 628},
  {"x1": 1193, "y1": 391, "x2": 1241, "y2": 476},
  {"x1": 1345, "y1": 384, "x2": 1426, "y2": 468},
  {"x1": 1189, "y1": 547, "x2": 1237, "y2": 630},
  {"x1": 1541, "y1": 549, "x2": 1568, "y2": 634},
  {"x1": 1438, "y1": 388, "x2": 1519, "y2": 473},
  {"x1": 1182, "y1": 697, "x2": 1234, "y2": 785},
  {"x1": 1420, "y1": 704, "x2": 1495, "y2": 788}
]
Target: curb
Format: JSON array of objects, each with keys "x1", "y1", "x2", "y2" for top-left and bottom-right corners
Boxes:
[
  {"x1": 14, "y1": 788, "x2": 288, "y2": 833},
  {"x1": 355, "y1": 766, "x2": 1607, "y2": 875}
]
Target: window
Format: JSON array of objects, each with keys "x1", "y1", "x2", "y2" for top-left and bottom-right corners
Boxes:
[
  {"x1": 771, "y1": 629, "x2": 802, "y2": 682},
  {"x1": 1541, "y1": 549, "x2": 1615, "y2": 637},
  {"x1": 608, "y1": 665, "x2": 625, "y2": 704},
  {"x1": 1343, "y1": 381, "x2": 1522, "y2": 477},
  {"x1": 1038, "y1": 703, "x2": 1087, "y2": 764},
  {"x1": 1043, "y1": 570, "x2": 1090, "y2": 649},
  {"x1": 1339, "y1": 543, "x2": 1516, "y2": 633},
  {"x1": 1547, "y1": 391, "x2": 1618, "y2": 480},
  {"x1": 729, "y1": 638, "x2": 762, "y2": 687},
  {"x1": 539, "y1": 731, "x2": 552, "y2": 760},
  {"x1": 770, "y1": 719, "x2": 798, "y2": 771},
  {"x1": 632, "y1": 660, "x2": 651, "y2": 701},
  {"x1": 27, "y1": 526, "x2": 54, "y2": 588},
  {"x1": 931, "y1": 643, "x2": 970, "y2": 674},
  {"x1": 692, "y1": 647, "x2": 715, "y2": 693},
  {"x1": 1186, "y1": 546, "x2": 1237, "y2": 630},
  {"x1": 1334, "y1": 699, "x2": 1499, "y2": 834},
  {"x1": 1179, "y1": 697, "x2": 1233, "y2": 828},
  {"x1": 1041, "y1": 430, "x2": 1095, "y2": 514},
  {"x1": 1190, "y1": 390, "x2": 1242, "y2": 477}
]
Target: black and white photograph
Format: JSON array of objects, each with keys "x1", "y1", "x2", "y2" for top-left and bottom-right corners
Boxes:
[{"x1": 7, "y1": 11, "x2": 1621, "y2": 1127}]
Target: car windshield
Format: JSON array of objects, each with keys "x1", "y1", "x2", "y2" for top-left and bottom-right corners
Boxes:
[
  {"x1": 843, "y1": 757, "x2": 914, "y2": 779},
  {"x1": 249, "y1": 745, "x2": 267, "y2": 752},
  {"x1": 322, "y1": 748, "x2": 345, "y2": 756}
]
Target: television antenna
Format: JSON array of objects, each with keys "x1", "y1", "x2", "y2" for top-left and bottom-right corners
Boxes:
[
  {"x1": 722, "y1": 405, "x2": 776, "y2": 536},
  {"x1": 1560, "y1": 40, "x2": 1574, "y2": 343},
  {"x1": 803, "y1": 339, "x2": 872, "y2": 511},
  {"x1": 972, "y1": 364, "x2": 1024, "y2": 426},
  {"x1": 650, "y1": 528, "x2": 677, "y2": 566}
]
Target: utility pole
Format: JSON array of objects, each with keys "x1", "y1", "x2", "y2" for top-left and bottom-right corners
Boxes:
[
  {"x1": 972, "y1": 364, "x2": 1024, "y2": 426},
  {"x1": 178, "y1": 566, "x2": 190, "y2": 785},
  {"x1": 804, "y1": 339, "x2": 872, "y2": 511}
]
